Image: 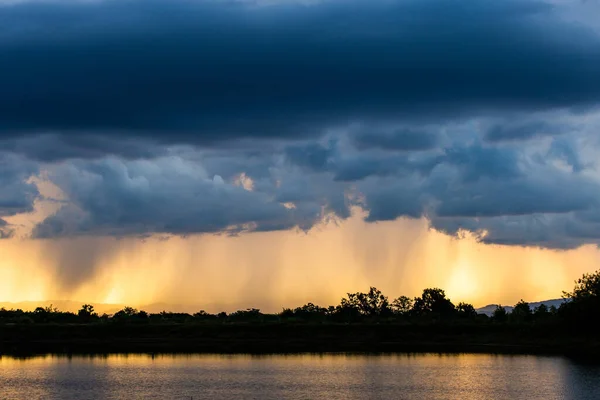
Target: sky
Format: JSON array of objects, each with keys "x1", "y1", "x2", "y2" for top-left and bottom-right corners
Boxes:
[{"x1": 2, "y1": 0, "x2": 600, "y2": 312}]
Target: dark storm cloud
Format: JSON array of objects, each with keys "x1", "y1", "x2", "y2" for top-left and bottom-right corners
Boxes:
[
  {"x1": 360, "y1": 177, "x2": 427, "y2": 221},
  {"x1": 0, "y1": 153, "x2": 39, "y2": 217},
  {"x1": 16, "y1": 130, "x2": 600, "y2": 249},
  {"x1": 285, "y1": 141, "x2": 523, "y2": 184},
  {"x1": 32, "y1": 157, "x2": 323, "y2": 238},
  {"x1": 547, "y1": 137, "x2": 586, "y2": 172},
  {"x1": 352, "y1": 129, "x2": 439, "y2": 151},
  {"x1": 485, "y1": 121, "x2": 565, "y2": 142},
  {"x1": 284, "y1": 136, "x2": 445, "y2": 182},
  {"x1": 429, "y1": 211, "x2": 600, "y2": 249},
  {"x1": 1, "y1": 0, "x2": 600, "y2": 145},
  {"x1": 284, "y1": 142, "x2": 336, "y2": 173},
  {"x1": 332, "y1": 154, "x2": 414, "y2": 182},
  {"x1": 432, "y1": 175, "x2": 597, "y2": 217},
  {"x1": 0, "y1": 153, "x2": 39, "y2": 238},
  {"x1": 0, "y1": 135, "x2": 166, "y2": 162},
  {"x1": 283, "y1": 139, "x2": 420, "y2": 182},
  {"x1": 441, "y1": 144, "x2": 523, "y2": 182},
  {"x1": 348, "y1": 139, "x2": 600, "y2": 248},
  {"x1": 3, "y1": 0, "x2": 600, "y2": 251},
  {"x1": 0, "y1": 218, "x2": 13, "y2": 239}
]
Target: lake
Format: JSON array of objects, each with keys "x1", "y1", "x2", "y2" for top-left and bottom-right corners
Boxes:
[{"x1": 1, "y1": 353, "x2": 599, "y2": 399}]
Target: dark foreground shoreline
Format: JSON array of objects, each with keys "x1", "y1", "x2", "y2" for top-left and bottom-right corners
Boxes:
[{"x1": 1, "y1": 323, "x2": 599, "y2": 359}]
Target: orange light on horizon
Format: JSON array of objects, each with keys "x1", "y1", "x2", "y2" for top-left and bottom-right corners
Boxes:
[{"x1": 0, "y1": 212, "x2": 598, "y2": 313}]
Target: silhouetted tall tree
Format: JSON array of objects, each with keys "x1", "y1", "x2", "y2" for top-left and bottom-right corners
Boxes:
[
  {"x1": 391, "y1": 296, "x2": 413, "y2": 315},
  {"x1": 511, "y1": 300, "x2": 531, "y2": 322},
  {"x1": 533, "y1": 304, "x2": 549, "y2": 319},
  {"x1": 456, "y1": 302, "x2": 477, "y2": 318},
  {"x1": 492, "y1": 305, "x2": 508, "y2": 322},
  {"x1": 560, "y1": 269, "x2": 600, "y2": 329},
  {"x1": 112, "y1": 306, "x2": 148, "y2": 323},
  {"x1": 412, "y1": 288, "x2": 455, "y2": 317},
  {"x1": 565, "y1": 270, "x2": 600, "y2": 299},
  {"x1": 341, "y1": 287, "x2": 391, "y2": 317},
  {"x1": 78, "y1": 304, "x2": 97, "y2": 321},
  {"x1": 229, "y1": 308, "x2": 263, "y2": 322}
]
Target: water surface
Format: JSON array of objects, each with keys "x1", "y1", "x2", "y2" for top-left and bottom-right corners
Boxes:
[{"x1": 1, "y1": 353, "x2": 599, "y2": 399}]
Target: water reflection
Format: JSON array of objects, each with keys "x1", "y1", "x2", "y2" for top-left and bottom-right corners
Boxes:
[{"x1": 0, "y1": 353, "x2": 598, "y2": 400}]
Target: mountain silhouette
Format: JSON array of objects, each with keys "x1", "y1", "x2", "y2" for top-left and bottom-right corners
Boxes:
[{"x1": 475, "y1": 299, "x2": 566, "y2": 317}]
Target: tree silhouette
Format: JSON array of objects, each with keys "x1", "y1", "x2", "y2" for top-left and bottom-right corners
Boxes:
[
  {"x1": 560, "y1": 269, "x2": 600, "y2": 329},
  {"x1": 456, "y1": 302, "x2": 477, "y2": 318},
  {"x1": 229, "y1": 308, "x2": 262, "y2": 322},
  {"x1": 114, "y1": 306, "x2": 138, "y2": 318},
  {"x1": 194, "y1": 310, "x2": 218, "y2": 321},
  {"x1": 285, "y1": 303, "x2": 328, "y2": 321},
  {"x1": 533, "y1": 304, "x2": 549, "y2": 319},
  {"x1": 511, "y1": 300, "x2": 531, "y2": 322},
  {"x1": 391, "y1": 296, "x2": 413, "y2": 315},
  {"x1": 564, "y1": 270, "x2": 600, "y2": 300},
  {"x1": 78, "y1": 304, "x2": 97, "y2": 321},
  {"x1": 112, "y1": 306, "x2": 148, "y2": 323},
  {"x1": 492, "y1": 305, "x2": 508, "y2": 322},
  {"x1": 341, "y1": 287, "x2": 391, "y2": 317},
  {"x1": 412, "y1": 288, "x2": 455, "y2": 317}
]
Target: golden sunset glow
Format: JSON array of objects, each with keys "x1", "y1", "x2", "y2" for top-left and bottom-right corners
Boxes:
[{"x1": 1, "y1": 207, "x2": 598, "y2": 313}]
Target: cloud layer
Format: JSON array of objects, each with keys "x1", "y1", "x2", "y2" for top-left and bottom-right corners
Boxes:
[
  {"x1": 1, "y1": 0, "x2": 600, "y2": 250},
  {"x1": 1, "y1": 0, "x2": 600, "y2": 145}
]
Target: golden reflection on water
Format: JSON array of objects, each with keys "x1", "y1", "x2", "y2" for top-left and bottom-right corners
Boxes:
[
  {"x1": 0, "y1": 352, "x2": 568, "y2": 367},
  {"x1": 1, "y1": 353, "x2": 597, "y2": 400}
]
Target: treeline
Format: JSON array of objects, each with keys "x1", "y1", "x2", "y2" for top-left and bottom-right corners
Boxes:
[{"x1": 2, "y1": 270, "x2": 600, "y2": 329}]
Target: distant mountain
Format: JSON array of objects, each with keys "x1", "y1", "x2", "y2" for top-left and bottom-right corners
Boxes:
[{"x1": 476, "y1": 298, "x2": 567, "y2": 316}]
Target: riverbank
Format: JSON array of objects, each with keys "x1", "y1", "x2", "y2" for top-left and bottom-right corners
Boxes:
[{"x1": 1, "y1": 323, "x2": 598, "y2": 358}]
